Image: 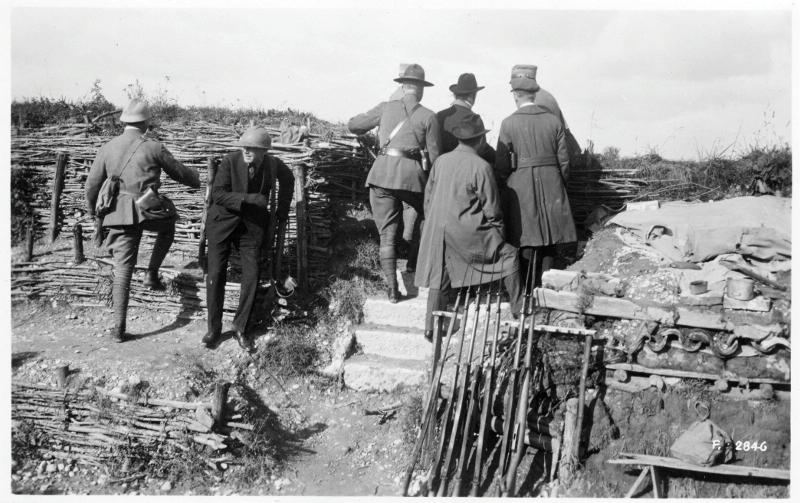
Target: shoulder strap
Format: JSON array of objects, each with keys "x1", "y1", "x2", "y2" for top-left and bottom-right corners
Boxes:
[
  {"x1": 113, "y1": 136, "x2": 146, "y2": 179},
  {"x1": 403, "y1": 103, "x2": 424, "y2": 149}
]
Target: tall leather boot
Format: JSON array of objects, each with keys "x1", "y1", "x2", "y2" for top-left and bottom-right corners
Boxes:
[
  {"x1": 380, "y1": 246, "x2": 399, "y2": 303},
  {"x1": 112, "y1": 264, "x2": 133, "y2": 343}
]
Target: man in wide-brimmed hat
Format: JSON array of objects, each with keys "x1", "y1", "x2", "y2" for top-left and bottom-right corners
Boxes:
[
  {"x1": 348, "y1": 63, "x2": 442, "y2": 303},
  {"x1": 202, "y1": 127, "x2": 294, "y2": 352},
  {"x1": 495, "y1": 64, "x2": 577, "y2": 290},
  {"x1": 436, "y1": 73, "x2": 495, "y2": 164},
  {"x1": 415, "y1": 114, "x2": 521, "y2": 342},
  {"x1": 86, "y1": 99, "x2": 200, "y2": 343}
]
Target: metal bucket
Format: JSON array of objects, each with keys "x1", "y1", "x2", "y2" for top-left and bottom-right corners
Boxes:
[{"x1": 726, "y1": 277, "x2": 755, "y2": 301}]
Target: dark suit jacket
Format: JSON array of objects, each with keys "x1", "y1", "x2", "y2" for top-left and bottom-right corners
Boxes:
[
  {"x1": 348, "y1": 94, "x2": 441, "y2": 192},
  {"x1": 436, "y1": 104, "x2": 496, "y2": 165},
  {"x1": 207, "y1": 150, "x2": 295, "y2": 246},
  {"x1": 86, "y1": 128, "x2": 200, "y2": 226}
]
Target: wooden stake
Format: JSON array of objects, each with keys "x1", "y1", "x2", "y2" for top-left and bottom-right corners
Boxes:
[
  {"x1": 73, "y1": 223, "x2": 85, "y2": 264},
  {"x1": 49, "y1": 152, "x2": 68, "y2": 243},
  {"x1": 292, "y1": 165, "x2": 308, "y2": 290},
  {"x1": 25, "y1": 217, "x2": 35, "y2": 262},
  {"x1": 212, "y1": 382, "x2": 230, "y2": 426}
]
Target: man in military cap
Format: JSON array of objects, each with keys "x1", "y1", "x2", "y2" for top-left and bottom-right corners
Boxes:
[
  {"x1": 495, "y1": 65, "x2": 577, "y2": 288},
  {"x1": 416, "y1": 114, "x2": 521, "y2": 341},
  {"x1": 348, "y1": 63, "x2": 441, "y2": 302},
  {"x1": 203, "y1": 127, "x2": 295, "y2": 352},
  {"x1": 436, "y1": 73, "x2": 495, "y2": 164},
  {"x1": 86, "y1": 99, "x2": 200, "y2": 342}
]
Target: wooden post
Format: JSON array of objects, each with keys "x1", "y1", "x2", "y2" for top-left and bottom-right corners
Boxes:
[
  {"x1": 212, "y1": 382, "x2": 230, "y2": 425},
  {"x1": 49, "y1": 152, "x2": 68, "y2": 243},
  {"x1": 573, "y1": 332, "x2": 593, "y2": 461},
  {"x1": 25, "y1": 216, "x2": 35, "y2": 262},
  {"x1": 73, "y1": 223, "x2": 85, "y2": 264},
  {"x1": 292, "y1": 165, "x2": 308, "y2": 290}
]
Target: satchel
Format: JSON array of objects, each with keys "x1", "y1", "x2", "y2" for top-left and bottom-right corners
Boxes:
[
  {"x1": 669, "y1": 401, "x2": 734, "y2": 466},
  {"x1": 95, "y1": 137, "x2": 145, "y2": 218},
  {"x1": 136, "y1": 187, "x2": 177, "y2": 221}
]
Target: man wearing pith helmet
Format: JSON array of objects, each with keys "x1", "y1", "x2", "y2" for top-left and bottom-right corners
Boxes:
[
  {"x1": 436, "y1": 72, "x2": 496, "y2": 164},
  {"x1": 495, "y1": 64, "x2": 577, "y2": 291},
  {"x1": 415, "y1": 113, "x2": 521, "y2": 342},
  {"x1": 86, "y1": 99, "x2": 200, "y2": 343},
  {"x1": 203, "y1": 127, "x2": 294, "y2": 352},
  {"x1": 348, "y1": 63, "x2": 441, "y2": 303}
]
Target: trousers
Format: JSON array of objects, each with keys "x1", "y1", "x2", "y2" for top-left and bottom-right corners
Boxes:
[
  {"x1": 206, "y1": 223, "x2": 262, "y2": 336},
  {"x1": 106, "y1": 218, "x2": 175, "y2": 330}
]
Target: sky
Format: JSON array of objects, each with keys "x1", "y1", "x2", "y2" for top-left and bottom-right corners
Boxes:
[{"x1": 9, "y1": 2, "x2": 793, "y2": 160}]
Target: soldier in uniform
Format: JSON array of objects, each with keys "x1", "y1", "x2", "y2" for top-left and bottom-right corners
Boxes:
[
  {"x1": 436, "y1": 73, "x2": 495, "y2": 164},
  {"x1": 348, "y1": 64, "x2": 441, "y2": 302},
  {"x1": 86, "y1": 99, "x2": 200, "y2": 342},
  {"x1": 415, "y1": 114, "x2": 521, "y2": 342},
  {"x1": 495, "y1": 65, "x2": 577, "y2": 288},
  {"x1": 202, "y1": 127, "x2": 294, "y2": 352}
]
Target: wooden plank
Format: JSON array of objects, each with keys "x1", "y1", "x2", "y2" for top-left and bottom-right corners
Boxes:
[
  {"x1": 534, "y1": 288, "x2": 728, "y2": 330},
  {"x1": 608, "y1": 453, "x2": 790, "y2": 480},
  {"x1": 625, "y1": 467, "x2": 651, "y2": 498},
  {"x1": 605, "y1": 363, "x2": 788, "y2": 385}
]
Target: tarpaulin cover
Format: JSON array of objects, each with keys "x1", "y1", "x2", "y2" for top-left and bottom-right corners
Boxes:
[{"x1": 608, "y1": 196, "x2": 791, "y2": 263}]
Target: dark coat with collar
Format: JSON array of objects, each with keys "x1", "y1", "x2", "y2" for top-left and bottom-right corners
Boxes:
[
  {"x1": 348, "y1": 94, "x2": 441, "y2": 192},
  {"x1": 415, "y1": 144, "x2": 518, "y2": 289},
  {"x1": 436, "y1": 104, "x2": 496, "y2": 165},
  {"x1": 495, "y1": 104, "x2": 577, "y2": 247},
  {"x1": 206, "y1": 150, "x2": 295, "y2": 246},
  {"x1": 86, "y1": 129, "x2": 200, "y2": 226}
]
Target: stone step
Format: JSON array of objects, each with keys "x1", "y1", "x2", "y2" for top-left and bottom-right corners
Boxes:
[
  {"x1": 363, "y1": 294, "x2": 429, "y2": 330},
  {"x1": 343, "y1": 354, "x2": 428, "y2": 393},
  {"x1": 355, "y1": 324, "x2": 432, "y2": 362}
]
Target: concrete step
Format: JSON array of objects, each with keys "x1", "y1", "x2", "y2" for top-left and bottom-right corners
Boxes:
[
  {"x1": 343, "y1": 354, "x2": 428, "y2": 393},
  {"x1": 355, "y1": 324, "x2": 432, "y2": 362}
]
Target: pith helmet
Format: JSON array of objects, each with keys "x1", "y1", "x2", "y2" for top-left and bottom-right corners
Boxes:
[
  {"x1": 394, "y1": 63, "x2": 434, "y2": 87},
  {"x1": 509, "y1": 64, "x2": 540, "y2": 92},
  {"x1": 452, "y1": 113, "x2": 490, "y2": 140},
  {"x1": 449, "y1": 73, "x2": 485, "y2": 94},
  {"x1": 236, "y1": 127, "x2": 272, "y2": 149},
  {"x1": 119, "y1": 99, "x2": 151, "y2": 123}
]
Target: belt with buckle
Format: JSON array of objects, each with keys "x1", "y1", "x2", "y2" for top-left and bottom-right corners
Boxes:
[{"x1": 379, "y1": 147, "x2": 421, "y2": 160}]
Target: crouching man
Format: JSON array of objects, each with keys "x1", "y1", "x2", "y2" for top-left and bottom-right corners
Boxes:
[
  {"x1": 415, "y1": 114, "x2": 522, "y2": 342},
  {"x1": 203, "y1": 127, "x2": 294, "y2": 352}
]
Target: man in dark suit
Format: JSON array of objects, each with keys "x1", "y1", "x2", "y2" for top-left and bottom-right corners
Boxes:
[
  {"x1": 86, "y1": 99, "x2": 200, "y2": 342},
  {"x1": 436, "y1": 73, "x2": 495, "y2": 164},
  {"x1": 203, "y1": 127, "x2": 294, "y2": 351},
  {"x1": 348, "y1": 64, "x2": 441, "y2": 302}
]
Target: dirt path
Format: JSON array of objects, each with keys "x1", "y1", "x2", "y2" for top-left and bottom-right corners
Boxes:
[{"x1": 11, "y1": 301, "x2": 416, "y2": 496}]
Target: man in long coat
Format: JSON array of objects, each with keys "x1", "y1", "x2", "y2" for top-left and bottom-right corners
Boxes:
[
  {"x1": 436, "y1": 72, "x2": 496, "y2": 164},
  {"x1": 495, "y1": 65, "x2": 578, "y2": 288},
  {"x1": 86, "y1": 99, "x2": 200, "y2": 342},
  {"x1": 348, "y1": 64, "x2": 441, "y2": 302},
  {"x1": 203, "y1": 127, "x2": 294, "y2": 351},
  {"x1": 415, "y1": 114, "x2": 521, "y2": 341}
]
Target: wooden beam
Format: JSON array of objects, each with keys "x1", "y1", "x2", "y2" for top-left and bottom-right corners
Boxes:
[
  {"x1": 49, "y1": 152, "x2": 68, "y2": 243},
  {"x1": 534, "y1": 288, "x2": 728, "y2": 330},
  {"x1": 606, "y1": 363, "x2": 788, "y2": 385},
  {"x1": 608, "y1": 453, "x2": 790, "y2": 480}
]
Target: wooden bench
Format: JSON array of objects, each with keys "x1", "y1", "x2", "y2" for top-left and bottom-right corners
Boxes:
[{"x1": 608, "y1": 452, "x2": 790, "y2": 498}]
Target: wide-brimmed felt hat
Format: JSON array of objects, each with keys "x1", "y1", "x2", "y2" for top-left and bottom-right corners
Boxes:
[
  {"x1": 452, "y1": 113, "x2": 490, "y2": 140},
  {"x1": 394, "y1": 63, "x2": 434, "y2": 87},
  {"x1": 509, "y1": 64, "x2": 540, "y2": 92},
  {"x1": 449, "y1": 73, "x2": 485, "y2": 94}
]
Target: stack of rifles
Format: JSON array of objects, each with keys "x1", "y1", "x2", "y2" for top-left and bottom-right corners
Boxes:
[{"x1": 402, "y1": 264, "x2": 593, "y2": 497}]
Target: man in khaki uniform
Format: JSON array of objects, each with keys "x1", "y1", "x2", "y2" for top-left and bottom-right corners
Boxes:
[
  {"x1": 86, "y1": 99, "x2": 200, "y2": 342},
  {"x1": 348, "y1": 64, "x2": 441, "y2": 302}
]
